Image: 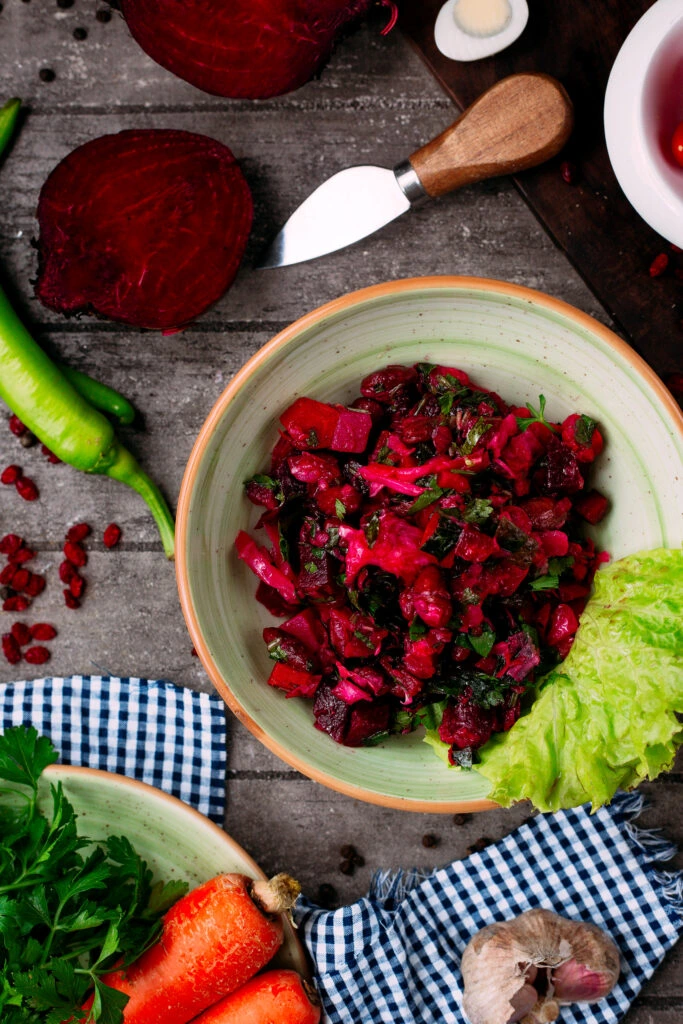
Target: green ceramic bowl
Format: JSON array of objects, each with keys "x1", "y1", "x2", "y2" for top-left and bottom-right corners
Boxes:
[
  {"x1": 39, "y1": 765, "x2": 307, "y2": 972},
  {"x1": 177, "y1": 277, "x2": 683, "y2": 812}
]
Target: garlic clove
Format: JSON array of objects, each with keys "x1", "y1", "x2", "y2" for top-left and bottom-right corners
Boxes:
[{"x1": 552, "y1": 958, "x2": 616, "y2": 1003}]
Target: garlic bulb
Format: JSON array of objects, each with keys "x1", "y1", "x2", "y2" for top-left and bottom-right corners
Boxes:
[{"x1": 461, "y1": 908, "x2": 620, "y2": 1024}]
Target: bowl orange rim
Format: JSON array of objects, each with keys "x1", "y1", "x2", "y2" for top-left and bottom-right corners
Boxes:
[
  {"x1": 44, "y1": 763, "x2": 307, "y2": 970},
  {"x1": 176, "y1": 275, "x2": 683, "y2": 814}
]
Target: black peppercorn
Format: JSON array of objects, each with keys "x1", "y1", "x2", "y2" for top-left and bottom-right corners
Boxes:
[
  {"x1": 19, "y1": 431, "x2": 37, "y2": 448},
  {"x1": 317, "y1": 883, "x2": 338, "y2": 908},
  {"x1": 57, "y1": 0, "x2": 75, "y2": 8},
  {"x1": 96, "y1": 7, "x2": 112, "y2": 21},
  {"x1": 422, "y1": 833, "x2": 438, "y2": 848},
  {"x1": 452, "y1": 813, "x2": 471, "y2": 826},
  {"x1": 466, "y1": 837, "x2": 493, "y2": 856},
  {"x1": 339, "y1": 844, "x2": 355, "y2": 859},
  {"x1": 39, "y1": 68, "x2": 56, "y2": 83},
  {"x1": 73, "y1": 27, "x2": 88, "y2": 39},
  {"x1": 339, "y1": 859, "x2": 354, "y2": 876}
]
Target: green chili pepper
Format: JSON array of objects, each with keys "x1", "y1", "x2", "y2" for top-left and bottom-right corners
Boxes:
[
  {"x1": 59, "y1": 365, "x2": 136, "y2": 425},
  {"x1": 0, "y1": 99, "x2": 175, "y2": 558},
  {"x1": 0, "y1": 98, "x2": 20, "y2": 156}
]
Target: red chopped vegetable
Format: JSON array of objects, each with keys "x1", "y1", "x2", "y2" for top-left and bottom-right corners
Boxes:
[
  {"x1": 120, "y1": 0, "x2": 395, "y2": 99},
  {"x1": 36, "y1": 130, "x2": 253, "y2": 331},
  {"x1": 236, "y1": 362, "x2": 608, "y2": 759}
]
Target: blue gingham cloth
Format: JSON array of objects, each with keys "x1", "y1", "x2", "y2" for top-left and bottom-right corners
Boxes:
[
  {"x1": 0, "y1": 676, "x2": 227, "y2": 822},
  {"x1": 296, "y1": 792, "x2": 682, "y2": 1024}
]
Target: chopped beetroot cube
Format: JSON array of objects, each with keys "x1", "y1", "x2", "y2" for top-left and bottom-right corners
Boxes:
[
  {"x1": 537, "y1": 530, "x2": 569, "y2": 557},
  {"x1": 288, "y1": 452, "x2": 341, "y2": 485},
  {"x1": 345, "y1": 511, "x2": 437, "y2": 586},
  {"x1": 438, "y1": 701, "x2": 494, "y2": 750},
  {"x1": 280, "y1": 397, "x2": 339, "y2": 449},
  {"x1": 574, "y1": 489, "x2": 609, "y2": 524},
  {"x1": 280, "y1": 608, "x2": 326, "y2": 652},
  {"x1": 454, "y1": 525, "x2": 497, "y2": 563},
  {"x1": 344, "y1": 701, "x2": 391, "y2": 746},
  {"x1": 313, "y1": 682, "x2": 350, "y2": 743},
  {"x1": 267, "y1": 662, "x2": 321, "y2": 699},
  {"x1": 401, "y1": 565, "x2": 452, "y2": 628},
  {"x1": 537, "y1": 441, "x2": 584, "y2": 494},
  {"x1": 245, "y1": 477, "x2": 282, "y2": 510},
  {"x1": 403, "y1": 629, "x2": 449, "y2": 680},
  {"x1": 327, "y1": 607, "x2": 387, "y2": 660},
  {"x1": 360, "y1": 364, "x2": 418, "y2": 402},
  {"x1": 335, "y1": 662, "x2": 388, "y2": 699},
  {"x1": 315, "y1": 484, "x2": 362, "y2": 518},
  {"x1": 380, "y1": 658, "x2": 425, "y2": 704},
  {"x1": 522, "y1": 496, "x2": 572, "y2": 530},
  {"x1": 546, "y1": 603, "x2": 579, "y2": 657},
  {"x1": 263, "y1": 628, "x2": 315, "y2": 672},
  {"x1": 329, "y1": 406, "x2": 372, "y2": 453},
  {"x1": 255, "y1": 581, "x2": 300, "y2": 617}
]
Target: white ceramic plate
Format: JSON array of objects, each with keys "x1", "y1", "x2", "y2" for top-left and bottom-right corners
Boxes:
[{"x1": 605, "y1": 0, "x2": 683, "y2": 246}]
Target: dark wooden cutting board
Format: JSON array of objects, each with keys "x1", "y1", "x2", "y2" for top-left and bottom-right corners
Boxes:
[{"x1": 400, "y1": 0, "x2": 682, "y2": 378}]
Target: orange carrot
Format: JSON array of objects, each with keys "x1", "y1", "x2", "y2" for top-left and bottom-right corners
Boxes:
[
  {"x1": 84, "y1": 873, "x2": 300, "y2": 1024},
  {"x1": 189, "y1": 969, "x2": 321, "y2": 1024}
]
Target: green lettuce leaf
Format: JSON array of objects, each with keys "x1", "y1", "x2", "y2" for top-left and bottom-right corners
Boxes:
[{"x1": 476, "y1": 548, "x2": 683, "y2": 812}]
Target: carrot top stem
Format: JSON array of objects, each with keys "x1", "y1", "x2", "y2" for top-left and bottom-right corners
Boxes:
[{"x1": 250, "y1": 874, "x2": 301, "y2": 916}]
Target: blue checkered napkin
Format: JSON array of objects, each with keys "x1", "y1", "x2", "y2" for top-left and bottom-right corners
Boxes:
[
  {"x1": 0, "y1": 676, "x2": 227, "y2": 822},
  {"x1": 296, "y1": 793, "x2": 682, "y2": 1024}
]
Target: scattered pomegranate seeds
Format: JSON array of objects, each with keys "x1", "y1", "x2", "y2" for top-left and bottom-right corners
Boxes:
[
  {"x1": 12, "y1": 547, "x2": 36, "y2": 564},
  {"x1": 31, "y1": 623, "x2": 57, "y2": 641},
  {"x1": 10, "y1": 621, "x2": 32, "y2": 646},
  {"x1": 64, "y1": 589, "x2": 80, "y2": 610},
  {"x1": 3, "y1": 595, "x2": 29, "y2": 613},
  {"x1": 66, "y1": 522, "x2": 92, "y2": 543},
  {"x1": 103, "y1": 523, "x2": 122, "y2": 548},
  {"x1": 1, "y1": 464, "x2": 22, "y2": 485},
  {"x1": 69, "y1": 574, "x2": 85, "y2": 599},
  {"x1": 16, "y1": 476, "x2": 39, "y2": 501},
  {"x1": 25, "y1": 574, "x2": 46, "y2": 597},
  {"x1": 0, "y1": 565, "x2": 16, "y2": 586},
  {"x1": 24, "y1": 645, "x2": 50, "y2": 665},
  {"x1": 560, "y1": 160, "x2": 576, "y2": 184},
  {"x1": 649, "y1": 252, "x2": 669, "y2": 277},
  {"x1": 8, "y1": 414, "x2": 27, "y2": 438},
  {"x1": 1, "y1": 632, "x2": 21, "y2": 664},
  {"x1": 59, "y1": 560, "x2": 76, "y2": 584},
  {"x1": 0, "y1": 534, "x2": 23, "y2": 557},
  {"x1": 63, "y1": 540, "x2": 87, "y2": 567},
  {"x1": 11, "y1": 569, "x2": 30, "y2": 592},
  {"x1": 41, "y1": 444, "x2": 61, "y2": 465}
]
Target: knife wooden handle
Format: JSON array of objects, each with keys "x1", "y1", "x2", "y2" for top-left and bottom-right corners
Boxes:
[{"x1": 408, "y1": 73, "x2": 573, "y2": 199}]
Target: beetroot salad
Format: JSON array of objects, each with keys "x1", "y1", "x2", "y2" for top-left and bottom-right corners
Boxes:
[{"x1": 235, "y1": 362, "x2": 608, "y2": 767}]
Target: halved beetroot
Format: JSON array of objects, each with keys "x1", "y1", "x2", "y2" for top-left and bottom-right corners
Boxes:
[
  {"x1": 35, "y1": 130, "x2": 252, "y2": 331},
  {"x1": 120, "y1": 0, "x2": 389, "y2": 100}
]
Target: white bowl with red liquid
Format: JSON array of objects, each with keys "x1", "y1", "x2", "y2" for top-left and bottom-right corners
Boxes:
[{"x1": 605, "y1": 0, "x2": 683, "y2": 247}]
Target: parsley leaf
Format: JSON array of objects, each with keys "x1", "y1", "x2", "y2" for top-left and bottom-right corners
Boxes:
[{"x1": 515, "y1": 395, "x2": 558, "y2": 432}]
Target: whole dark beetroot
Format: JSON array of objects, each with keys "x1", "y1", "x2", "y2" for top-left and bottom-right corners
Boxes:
[
  {"x1": 120, "y1": 0, "x2": 392, "y2": 100},
  {"x1": 35, "y1": 130, "x2": 253, "y2": 331}
]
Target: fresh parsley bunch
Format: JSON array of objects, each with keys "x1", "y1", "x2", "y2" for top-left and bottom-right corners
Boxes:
[{"x1": 0, "y1": 726, "x2": 188, "y2": 1024}]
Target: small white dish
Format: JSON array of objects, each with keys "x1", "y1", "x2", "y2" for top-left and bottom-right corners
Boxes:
[
  {"x1": 605, "y1": 0, "x2": 683, "y2": 247},
  {"x1": 434, "y1": 0, "x2": 529, "y2": 63}
]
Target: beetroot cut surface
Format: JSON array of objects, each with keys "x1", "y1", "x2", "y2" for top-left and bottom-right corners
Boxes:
[
  {"x1": 35, "y1": 130, "x2": 253, "y2": 331},
  {"x1": 120, "y1": 0, "x2": 375, "y2": 99}
]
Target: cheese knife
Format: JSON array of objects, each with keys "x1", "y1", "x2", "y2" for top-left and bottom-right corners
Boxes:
[{"x1": 257, "y1": 73, "x2": 573, "y2": 269}]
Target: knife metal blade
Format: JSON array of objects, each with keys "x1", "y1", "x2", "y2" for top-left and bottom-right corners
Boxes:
[{"x1": 256, "y1": 162, "x2": 424, "y2": 270}]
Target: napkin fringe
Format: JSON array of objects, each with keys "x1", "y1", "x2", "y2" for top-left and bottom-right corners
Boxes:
[{"x1": 369, "y1": 790, "x2": 683, "y2": 911}]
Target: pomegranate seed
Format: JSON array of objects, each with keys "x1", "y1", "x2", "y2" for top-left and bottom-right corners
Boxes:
[
  {"x1": 8, "y1": 414, "x2": 27, "y2": 438},
  {"x1": 103, "y1": 523, "x2": 122, "y2": 548},
  {"x1": 63, "y1": 541, "x2": 87, "y2": 567},
  {"x1": 66, "y1": 522, "x2": 92, "y2": 543},
  {"x1": 1, "y1": 632, "x2": 22, "y2": 665},
  {"x1": 191, "y1": 646, "x2": 198, "y2": 657},
  {"x1": 24, "y1": 645, "x2": 50, "y2": 665},
  {"x1": 0, "y1": 534, "x2": 23, "y2": 556},
  {"x1": 1, "y1": 465, "x2": 22, "y2": 485},
  {"x1": 560, "y1": 160, "x2": 576, "y2": 184},
  {"x1": 3, "y1": 595, "x2": 30, "y2": 612},
  {"x1": 41, "y1": 444, "x2": 61, "y2": 464},
  {"x1": 59, "y1": 560, "x2": 76, "y2": 584},
  {"x1": 69, "y1": 573, "x2": 85, "y2": 599},
  {"x1": 0, "y1": 564, "x2": 16, "y2": 586},
  {"x1": 11, "y1": 547, "x2": 36, "y2": 564},
  {"x1": 11, "y1": 568, "x2": 30, "y2": 592},
  {"x1": 16, "y1": 477, "x2": 39, "y2": 501},
  {"x1": 25, "y1": 574, "x2": 46, "y2": 597},
  {"x1": 30, "y1": 623, "x2": 57, "y2": 641},
  {"x1": 649, "y1": 252, "x2": 669, "y2": 277},
  {"x1": 10, "y1": 622, "x2": 32, "y2": 646},
  {"x1": 64, "y1": 589, "x2": 80, "y2": 609}
]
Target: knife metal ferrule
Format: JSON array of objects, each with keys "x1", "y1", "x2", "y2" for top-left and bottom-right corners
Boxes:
[{"x1": 393, "y1": 161, "x2": 428, "y2": 204}]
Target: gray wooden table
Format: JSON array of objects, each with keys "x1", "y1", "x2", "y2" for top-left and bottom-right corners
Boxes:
[{"x1": 0, "y1": 3, "x2": 680, "y2": 1020}]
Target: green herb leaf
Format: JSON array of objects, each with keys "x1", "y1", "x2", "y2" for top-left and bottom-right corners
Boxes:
[
  {"x1": 459, "y1": 417, "x2": 492, "y2": 456},
  {"x1": 574, "y1": 414, "x2": 597, "y2": 446},
  {"x1": 468, "y1": 625, "x2": 495, "y2": 658},
  {"x1": 408, "y1": 619, "x2": 428, "y2": 641},
  {"x1": 515, "y1": 394, "x2": 558, "y2": 432},
  {"x1": 529, "y1": 575, "x2": 559, "y2": 591},
  {"x1": 364, "y1": 511, "x2": 381, "y2": 548},
  {"x1": 334, "y1": 499, "x2": 346, "y2": 520},
  {"x1": 0, "y1": 726, "x2": 58, "y2": 791},
  {"x1": 463, "y1": 498, "x2": 494, "y2": 525},
  {"x1": 408, "y1": 480, "x2": 444, "y2": 513}
]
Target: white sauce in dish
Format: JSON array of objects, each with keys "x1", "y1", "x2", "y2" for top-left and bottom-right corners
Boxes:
[{"x1": 434, "y1": 0, "x2": 529, "y2": 62}]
